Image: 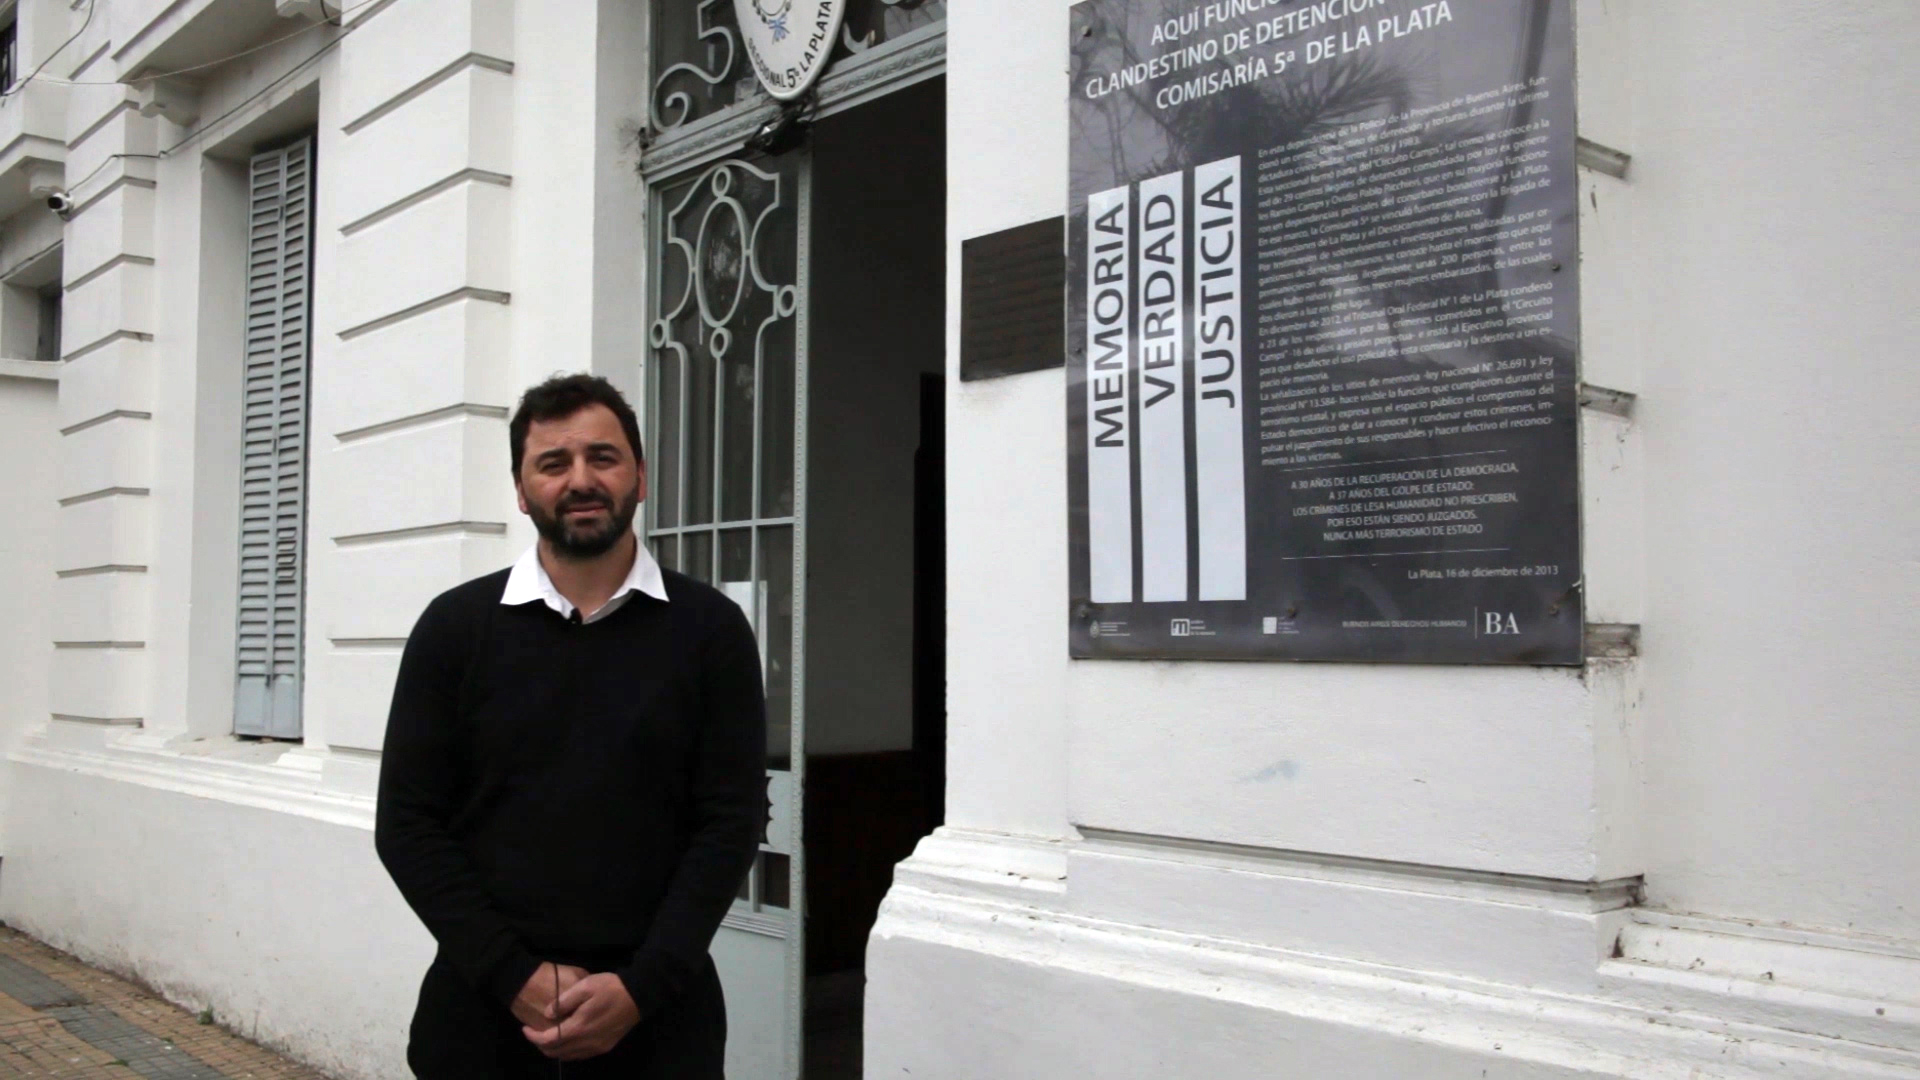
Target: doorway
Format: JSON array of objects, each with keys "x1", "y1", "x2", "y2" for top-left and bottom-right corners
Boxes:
[
  {"x1": 643, "y1": 76, "x2": 947, "y2": 1079},
  {"x1": 799, "y1": 76, "x2": 947, "y2": 1079}
]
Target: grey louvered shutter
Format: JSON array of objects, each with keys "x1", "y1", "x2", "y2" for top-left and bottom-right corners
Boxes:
[{"x1": 235, "y1": 138, "x2": 314, "y2": 738}]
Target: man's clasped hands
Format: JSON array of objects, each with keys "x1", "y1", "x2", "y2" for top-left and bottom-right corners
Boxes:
[{"x1": 512, "y1": 962, "x2": 641, "y2": 1061}]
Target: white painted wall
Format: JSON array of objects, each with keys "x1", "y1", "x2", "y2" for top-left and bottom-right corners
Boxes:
[
  {"x1": 0, "y1": 757, "x2": 426, "y2": 1080},
  {"x1": 305, "y1": 0, "x2": 518, "y2": 761},
  {"x1": 0, "y1": 1, "x2": 1911, "y2": 1078},
  {"x1": 14, "y1": 0, "x2": 79, "y2": 71},
  {"x1": 869, "y1": 2, "x2": 1920, "y2": 1079},
  {"x1": 0, "y1": 222, "x2": 62, "y2": 818},
  {"x1": 0, "y1": 363, "x2": 57, "y2": 830},
  {"x1": 1629, "y1": 1, "x2": 1920, "y2": 943},
  {"x1": 941, "y1": 0, "x2": 1076, "y2": 840},
  {"x1": 45, "y1": 0, "x2": 157, "y2": 742},
  {"x1": 0, "y1": 3, "x2": 656, "y2": 1077}
]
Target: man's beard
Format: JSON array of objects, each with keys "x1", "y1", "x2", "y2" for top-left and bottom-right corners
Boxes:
[{"x1": 529, "y1": 486, "x2": 640, "y2": 559}]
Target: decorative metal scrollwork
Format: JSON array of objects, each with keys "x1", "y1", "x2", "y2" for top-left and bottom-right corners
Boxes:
[
  {"x1": 651, "y1": 160, "x2": 796, "y2": 387},
  {"x1": 651, "y1": 0, "x2": 740, "y2": 132}
]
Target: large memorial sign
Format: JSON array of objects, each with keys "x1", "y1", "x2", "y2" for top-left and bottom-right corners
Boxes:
[{"x1": 1068, "y1": 0, "x2": 1583, "y2": 663}]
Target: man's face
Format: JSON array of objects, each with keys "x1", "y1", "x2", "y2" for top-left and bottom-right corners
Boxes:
[{"x1": 516, "y1": 403, "x2": 647, "y2": 559}]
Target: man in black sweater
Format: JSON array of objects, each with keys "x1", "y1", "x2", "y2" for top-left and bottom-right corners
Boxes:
[{"x1": 375, "y1": 374, "x2": 766, "y2": 1078}]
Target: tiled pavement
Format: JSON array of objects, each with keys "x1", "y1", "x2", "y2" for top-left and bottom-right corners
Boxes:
[{"x1": 0, "y1": 927, "x2": 332, "y2": 1079}]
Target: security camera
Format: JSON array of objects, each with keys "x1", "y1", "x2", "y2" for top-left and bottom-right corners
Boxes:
[{"x1": 45, "y1": 190, "x2": 74, "y2": 220}]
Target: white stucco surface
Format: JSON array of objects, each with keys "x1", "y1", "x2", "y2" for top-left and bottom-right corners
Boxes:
[
  {"x1": 0, "y1": 760, "x2": 424, "y2": 1080},
  {"x1": 0, "y1": 369, "x2": 57, "y2": 825},
  {"x1": 0, "y1": 3, "x2": 726, "y2": 1072},
  {"x1": 0, "y1": 1, "x2": 1912, "y2": 1078},
  {"x1": 867, "y1": 1, "x2": 1920, "y2": 1078},
  {"x1": 1627, "y1": 1, "x2": 1920, "y2": 942},
  {"x1": 942, "y1": 0, "x2": 1076, "y2": 839}
]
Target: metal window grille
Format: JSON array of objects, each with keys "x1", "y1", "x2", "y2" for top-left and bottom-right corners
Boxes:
[{"x1": 235, "y1": 137, "x2": 315, "y2": 739}]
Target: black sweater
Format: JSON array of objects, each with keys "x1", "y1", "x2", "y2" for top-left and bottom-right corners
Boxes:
[{"x1": 374, "y1": 566, "x2": 766, "y2": 1018}]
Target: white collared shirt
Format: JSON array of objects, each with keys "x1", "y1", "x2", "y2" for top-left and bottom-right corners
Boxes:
[{"x1": 499, "y1": 537, "x2": 670, "y2": 624}]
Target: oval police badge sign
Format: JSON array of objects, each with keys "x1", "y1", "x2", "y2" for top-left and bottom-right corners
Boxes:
[{"x1": 733, "y1": 0, "x2": 847, "y2": 101}]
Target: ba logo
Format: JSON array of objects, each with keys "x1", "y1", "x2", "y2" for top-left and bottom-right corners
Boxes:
[
  {"x1": 1170, "y1": 619, "x2": 1194, "y2": 637},
  {"x1": 1484, "y1": 611, "x2": 1520, "y2": 635}
]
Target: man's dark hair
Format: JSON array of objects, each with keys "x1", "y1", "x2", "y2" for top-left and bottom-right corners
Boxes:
[{"x1": 509, "y1": 373, "x2": 646, "y2": 475}]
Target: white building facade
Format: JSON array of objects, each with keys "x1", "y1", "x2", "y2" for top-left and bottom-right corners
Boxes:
[
  {"x1": 0, "y1": 0, "x2": 654, "y2": 1074},
  {"x1": 0, "y1": 1, "x2": 1913, "y2": 1079}
]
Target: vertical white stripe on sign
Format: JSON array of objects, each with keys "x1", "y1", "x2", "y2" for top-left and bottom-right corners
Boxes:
[
  {"x1": 1192, "y1": 157, "x2": 1248, "y2": 601},
  {"x1": 1086, "y1": 186, "x2": 1134, "y2": 603},
  {"x1": 1134, "y1": 171, "x2": 1188, "y2": 602}
]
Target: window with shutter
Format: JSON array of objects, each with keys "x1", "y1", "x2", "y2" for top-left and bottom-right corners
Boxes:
[{"x1": 235, "y1": 138, "x2": 314, "y2": 739}]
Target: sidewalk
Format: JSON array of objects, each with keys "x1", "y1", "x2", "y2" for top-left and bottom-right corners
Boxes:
[{"x1": 0, "y1": 926, "x2": 332, "y2": 1079}]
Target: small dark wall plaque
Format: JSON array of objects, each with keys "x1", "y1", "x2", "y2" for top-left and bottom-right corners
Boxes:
[{"x1": 959, "y1": 216, "x2": 1065, "y2": 382}]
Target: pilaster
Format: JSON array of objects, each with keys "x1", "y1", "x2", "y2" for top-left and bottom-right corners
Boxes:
[
  {"x1": 305, "y1": 0, "x2": 518, "y2": 754},
  {"x1": 50, "y1": 102, "x2": 159, "y2": 732}
]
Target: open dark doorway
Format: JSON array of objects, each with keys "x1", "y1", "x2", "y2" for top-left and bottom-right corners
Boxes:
[{"x1": 799, "y1": 76, "x2": 947, "y2": 1079}]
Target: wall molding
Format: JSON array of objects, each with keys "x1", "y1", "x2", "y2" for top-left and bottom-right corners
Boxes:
[
  {"x1": 336, "y1": 287, "x2": 509, "y2": 341},
  {"x1": 11, "y1": 736, "x2": 375, "y2": 834},
  {"x1": 67, "y1": 41, "x2": 112, "y2": 82},
  {"x1": 1, "y1": 240, "x2": 66, "y2": 286},
  {"x1": 61, "y1": 331, "x2": 153, "y2": 364},
  {"x1": 112, "y1": 0, "x2": 200, "y2": 63},
  {"x1": 338, "y1": 169, "x2": 512, "y2": 237},
  {"x1": 56, "y1": 565, "x2": 148, "y2": 578},
  {"x1": 59, "y1": 171, "x2": 148, "y2": 225},
  {"x1": 876, "y1": 829, "x2": 1920, "y2": 1079},
  {"x1": 60, "y1": 409, "x2": 152, "y2": 436},
  {"x1": 64, "y1": 255, "x2": 155, "y2": 295},
  {"x1": 0, "y1": 358, "x2": 60, "y2": 382},
  {"x1": 0, "y1": 132, "x2": 67, "y2": 165},
  {"x1": 1079, "y1": 828, "x2": 1642, "y2": 911},
  {"x1": 66, "y1": 101, "x2": 138, "y2": 152},
  {"x1": 1605, "y1": 910, "x2": 1920, "y2": 1056},
  {"x1": 333, "y1": 402, "x2": 508, "y2": 444},
  {"x1": 57, "y1": 487, "x2": 149, "y2": 508},
  {"x1": 341, "y1": 53, "x2": 514, "y2": 136},
  {"x1": 331, "y1": 520, "x2": 507, "y2": 547},
  {"x1": 326, "y1": 638, "x2": 407, "y2": 651}
]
